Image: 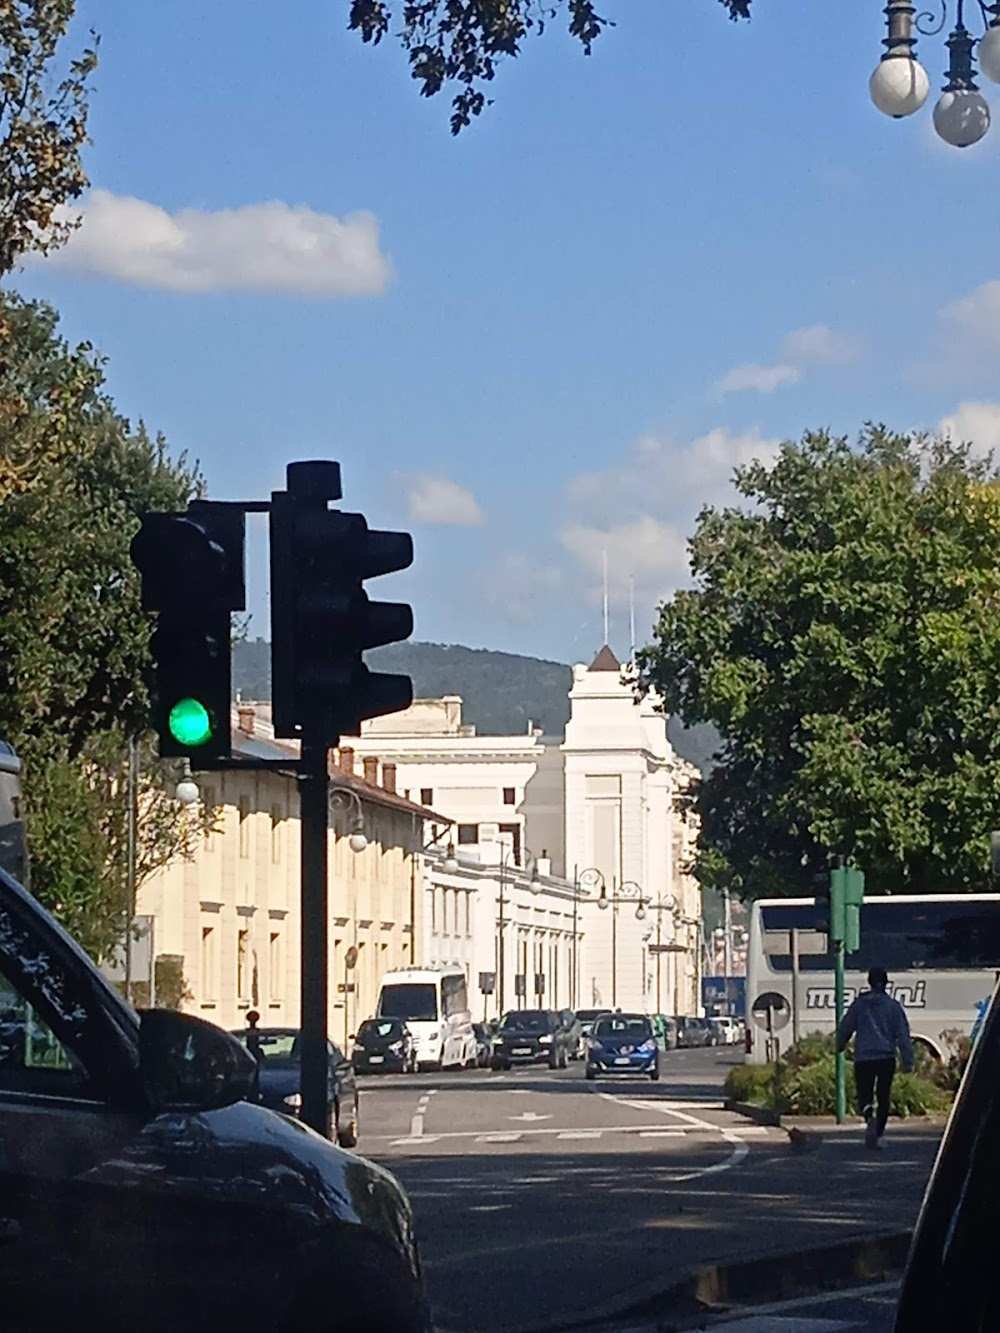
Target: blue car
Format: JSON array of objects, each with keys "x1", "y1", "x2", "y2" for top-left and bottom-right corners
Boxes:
[{"x1": 585, "y1": 1013, "x2": 660, "y2": 1080}]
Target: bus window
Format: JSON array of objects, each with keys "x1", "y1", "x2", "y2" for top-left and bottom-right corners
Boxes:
[
  {"x1": 442, "y1": 974, "x2": 468, "y2": 1016},
  {"x1": 378, "y1": 983, "x2": 438, "y2": 1022}
]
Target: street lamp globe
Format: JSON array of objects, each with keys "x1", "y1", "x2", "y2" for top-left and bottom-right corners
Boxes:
[
  {"x1": 597, "y1": 893, "x2": 609, "y2": 911},
  {"x1": 980, "y1": 26, "x2": 1000, "y2": 83},
  {"x1": 933, "y1": 88, "x2": 991, "y2": 146},
  {"x1": 175, "y1": 777, "x2": 200, "y2": 806},
  {"x1": 635, "y1": 902, "x2": 646, "y2": 921},
  {"x1": 349, "y1": 831, "x2": 368, "y2": 854},
  {"x1": 869, "y1": 56, "x2": 929, "y2": 118},
  {"x1": 529, "y1": 873, "x2": 542, "y2": 897},
  {"x1": 443, "y1": 842, "x2": 458, "y2": 874}
]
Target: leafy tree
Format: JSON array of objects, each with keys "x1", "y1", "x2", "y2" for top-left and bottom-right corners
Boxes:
[
  {"x1": 637, "y1": 426, "x2": 1000, "y2": 900},
  {"x1": 0, "y1": 291, "x2": 210, "y2": 957},
  {"x1": 349, "y1": 0, "x2": 751, "y2": 133},
  {"x1": 0, "y1": 1, "x2": 97, "y2": 275}
]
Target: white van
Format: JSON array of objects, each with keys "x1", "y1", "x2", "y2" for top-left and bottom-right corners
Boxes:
[{"x1": 376, "y1": 967, "x2": 478, "y2": 1071}]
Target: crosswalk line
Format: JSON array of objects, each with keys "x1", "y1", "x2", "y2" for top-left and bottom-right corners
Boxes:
[
  {"x1": 389, "y1": 1136, "x2": 442, "y2": 1146},
  {"x1": 638, "y1": 1130, "x2": 686, "y2": 1138},
  {"x1": 477, "y1": 1132, "x2": 523, "y2": 1143},
  {"x1": 556, "y1": 1130, "x2": 603, "y2": 1140}
]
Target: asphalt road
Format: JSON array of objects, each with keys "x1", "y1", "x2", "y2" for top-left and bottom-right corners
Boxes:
[{"x1": 356, "y1": 1048, "x2": 938, "y2": 1333}]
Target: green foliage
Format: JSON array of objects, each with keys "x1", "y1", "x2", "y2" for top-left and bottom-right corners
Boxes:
[
  {"x1": 637, "y1": 426, "x2": 1000, "y2": 899},
  {"x1": 0, "y1": 292, "x2": 207, "y2": 958},
  {"x1": 890, "y1": 1072, "x2": 951, "y2": 1118},
  {"x1": 0, "y1": 2, "x2": 98, "y2": 275},
  {"x1": 723, "y1": 1062, "x2": 777, "y2": 1105},
  {"x1": 346, "y1": 0, "x2": 751, "y2": 133},
  {"x1": 153, "y1": 954, "x2": 193, "y2": 1011}
]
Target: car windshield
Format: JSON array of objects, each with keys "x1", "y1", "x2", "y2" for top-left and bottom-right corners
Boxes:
[
  {"x1": 358, "y1": 1019, "x2": 402, "y2": 1044},
  {"x1": 593, "y1": 1017, "x2": 652, "y2": 1041},
  {"x1": 500, "y1": 1011, "x2": 549, "y2": 1033},
  {"x1": 234, "y1": 1030, "x2": 299, "y2": 1065},
  {"x1": 378, "y1": 983, "x2": 438, "y2": 1022}
]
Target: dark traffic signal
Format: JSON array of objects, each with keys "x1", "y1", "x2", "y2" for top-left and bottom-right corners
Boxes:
[
  {"x1": 270, "y1": 461, "x2": 414, "y2": 740},
  {"x1": 130, "y1": 502, "x2": 246, "y2": 758}
]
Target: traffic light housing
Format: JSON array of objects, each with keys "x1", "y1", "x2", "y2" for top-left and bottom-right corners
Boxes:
[
  {"x1": 130, "y1": 502, "x2": 245, "y2": 759},
  {"x1": 269, "y1": 462, "x2": 414, "y2": 741}
]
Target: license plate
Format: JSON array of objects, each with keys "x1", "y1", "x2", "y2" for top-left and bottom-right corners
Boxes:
[
  {"x1": 614, "y1": 1057, "x2": 631, "y2": 1065},
  {"x1": 513, "y1": 1047, "x2": 532, "y2": 1055},
  {"x1": 369, "y1": 1055, "x2": 384, "y2": 1063}
]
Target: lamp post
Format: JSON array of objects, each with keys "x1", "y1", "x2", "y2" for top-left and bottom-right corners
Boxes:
[
  {"x1": 596, "y1": 878, "x2": 647, "y2": 1009},
  {"x1": 646, "y1": 893, "x2": 678, "y2": 1015},
  {"x1": 496, "y1": 845, "x2": 541, "y2": 1018},
  {"x1": 326, "y1": 785, "x2": 371, "y2": 1053},
  {"x1": 572, "y1": 867, "x2": 606, "y2": 1009},
  {"x1": 869, "y1": 0, "x2": 999, "y2": 148}
]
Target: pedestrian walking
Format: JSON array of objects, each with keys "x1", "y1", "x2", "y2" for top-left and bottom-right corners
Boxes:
[{"x1": 837, "y1": 967, "x2": 914, "y2": 1149}]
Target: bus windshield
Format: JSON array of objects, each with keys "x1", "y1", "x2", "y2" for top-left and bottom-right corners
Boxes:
[{"x1": 379, "y1": 983, "x2": 438, "y2": 1022}]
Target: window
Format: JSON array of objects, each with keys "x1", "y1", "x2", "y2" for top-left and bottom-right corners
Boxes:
[
  {"x1": 238, "y1": 797, "x2": 251, "y2": 858},
  {"x1": 457, "y1": 824, "x2": 478, "y2": 845},
  {"x1": 237, "y1": 929, "x2": 249, "y2": 1002},
  {"x1": 499, "y1": 823, "x2": 522, "y2": 864},
  {"x1": 201, "y1": 925, "x2": 217, "y2": 1001},
  {"x1": 503, "y1": 787, "x2": 516, "y2": 805},
  {"x1": 442, "y1": 974, "x2": 469, "y2": 1016},
  {"x1": 269, "y1": 932, "x2": 283, "y2": 1002},
  {"x1": 420, "y1": 788, "x2": 433, "y2": 806},
  {"x1": 271, "y1": 806, "x2": 283, "y2": 864},
  {"x1": 0, "y1": 970, "x2": 89, "y2": 1097}
]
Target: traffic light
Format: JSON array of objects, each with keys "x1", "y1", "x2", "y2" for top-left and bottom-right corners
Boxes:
[
  {"x1": 844, "y1": 866, "x2": 864, "y2": 956},
  {"x1": 130, "y1": 502, "x2": 245, "y2": 758},
  {"x1": 269, "y1": 462, "x2": 414, "y2": 740}
]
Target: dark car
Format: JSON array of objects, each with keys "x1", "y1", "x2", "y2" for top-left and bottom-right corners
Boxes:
[
  {"x1": 676, "y1": 1016, "x2": 712, "y2": 1048},
  {"x1": 558, "y1": 1008, "x2": 584, "y2": 1060},
  {"x1": 586, "y1": 1012, "x2": 660, "y2": 1080},
  {"x1": 0, "y1": 866, "x2": 429, "y2": 1333},
  {"x1": 233, "y1": 1025, "x2": 360, "y2": 1148},
  {"x1": 352, "y1": 1017, "x2": 418, "y2": 1075},
  {"x1": 491, "y1": 1009, "x2": 570, "y2": 1070},
  {"x1": 472, "y1": 1022, "x2": 494, "y2": 1068}
]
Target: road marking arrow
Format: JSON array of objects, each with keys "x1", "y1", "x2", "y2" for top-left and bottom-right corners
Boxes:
[{"x1": 507, "y1": 1111, "x2": 553, "y2": 1122}]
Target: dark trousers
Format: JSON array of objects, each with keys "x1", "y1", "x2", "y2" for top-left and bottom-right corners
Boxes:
[{"x1": 855, "y1": 1057, "x2": 896, "y2": 1135}]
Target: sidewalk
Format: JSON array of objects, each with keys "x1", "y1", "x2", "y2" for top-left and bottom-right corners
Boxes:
[{"x1": 509, "y1": 1120, "x2": 943, "y2": 1333}]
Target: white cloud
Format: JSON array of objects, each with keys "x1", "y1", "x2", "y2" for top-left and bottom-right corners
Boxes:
[
  {"x1": 780, "y1": 323, "x2": 858, "y2": 366},
  {"x1": 716, "y1": 322, "x2": 858, "y2": 395},
  {"x1": 937, "y1": 401, "x2": 1000, "y2": 456},
  {"x1": 943, "y1": 280, "x2": 1000, "y2": 346},
  {"x1": 485, "y1": 553, "x2": 565, "y2": 623},
  {"x1": 33, "y1": 189, "x2": 391, "y2": 296},
  {"x1": 560, "y1": 516, "x2": 688, "y2": 603},
  {"x1": 401, "y1": 473, "x2": 484, "y2": 527},
  {"x1": 715, "y1": 362, "x2": 800, "y2": 394}
]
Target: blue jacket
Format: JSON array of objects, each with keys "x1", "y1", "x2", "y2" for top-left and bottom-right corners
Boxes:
[{"x1": 837, "y1": 989, "x2": 914, "y2": 1070}]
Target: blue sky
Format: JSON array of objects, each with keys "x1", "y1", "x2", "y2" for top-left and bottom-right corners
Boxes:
[{"x1": 15, "y1": 0, "x2": 1000, "y2": 665}]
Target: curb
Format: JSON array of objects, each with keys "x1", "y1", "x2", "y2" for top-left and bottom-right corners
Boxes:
[
  {"x1": 725, "y1": 1100, "x2": 950, "y2": 1134},
  {"x1": 499, "y1": 1229, "x2": 913, "y2": 1333},
  {"x1": 725, "y1": 1099, "x2": 781, "y2": 1126}
]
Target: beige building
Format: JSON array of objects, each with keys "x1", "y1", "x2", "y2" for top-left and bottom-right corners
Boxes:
[{"x1": 137, "y1": 708, "x2": 439, "y2": 1047}]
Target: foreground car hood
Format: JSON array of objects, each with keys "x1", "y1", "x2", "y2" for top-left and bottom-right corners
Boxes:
[{"x1": 89, "y1": 1100, "x2": 418, "y2": 1267}]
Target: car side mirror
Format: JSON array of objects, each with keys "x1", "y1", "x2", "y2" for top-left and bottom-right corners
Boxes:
[{"x1": 140, "y1": 1009, "x2": 257, "y2": 1114}]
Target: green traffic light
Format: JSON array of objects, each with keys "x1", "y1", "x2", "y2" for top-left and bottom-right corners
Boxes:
[{"x1": 168, "y1": 697, "x2": 214, "y2": 748}]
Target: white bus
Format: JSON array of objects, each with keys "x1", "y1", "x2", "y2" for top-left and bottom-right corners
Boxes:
[
  {"x1": 745, "y1": 895, "x2": 1000, "y2": 1064},
  {"x1": 375, "y1": 967, "x2": 478, "y2": 1071}
]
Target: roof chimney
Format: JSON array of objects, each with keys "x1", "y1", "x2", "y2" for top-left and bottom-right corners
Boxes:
[
  {"x1": 237, "y1": 705, "x2": 255, "y2": 736},
  {"x1": 382, "y1": 762, "x2": 397, "y2": 794},
  {"x1": 362, "y1": 756, "x2": 379, "y2": 786},
  {"x1": 339, "y1": 746, "x2": 355, "y2": 774}
]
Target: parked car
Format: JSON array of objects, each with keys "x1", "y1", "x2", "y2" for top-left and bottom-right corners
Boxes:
[
  {"x1": 558, "y1": 1008, "x2": 585, "y2": 1059},
  {"x1": 351, "y1": 1016, "x2": 418, "y2": 1074},
  {"x1": 676, "y1": 1016, "x2": 713, "y2": 1048},
  {"x1": 233, "y1": 1023, "x2": 361, "y2": 1147},
  {"x1": 651, "y1": 1013, "x2": 678, "y2": 1051},
  {"x1": 472, "y1": 1022, "x2": 494, "y2": 1068},
  {"x1": 585, "y1": 1012, "x2": 660, "y2": 1080},
  {"x1": 710, "y1": 1016, "x2": 741, "y2": 1046},
  {"x1": 0, "y1": 865, "x2": 430, "y2": 1333},
  {"x1": 491, "y1": 1009, "x2": 571, "y2": 1070},
  {"x1": 575, "y1": 1008, "x2": 612, "y2": 1046}
]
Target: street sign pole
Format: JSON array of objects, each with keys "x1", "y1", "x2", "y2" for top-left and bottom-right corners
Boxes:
[{"x1": 829, "y1": 860, "x2": 848, "y2": 1125}]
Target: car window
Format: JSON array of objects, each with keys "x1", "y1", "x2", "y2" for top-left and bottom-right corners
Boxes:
[{"x1": 0, "y1": 968, "x2": 91, "y2": 1099}]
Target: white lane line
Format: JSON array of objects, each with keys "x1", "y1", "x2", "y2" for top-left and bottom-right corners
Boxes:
[
  {"x1": 370, "y1": 1123, "x2": 722, "y2": 1142},
  {"x1": 596, "y1": 1091, "x2": 750, "y2": 1182},
  {"x1": 557, "y1": 1130, "x2": 603, "y2": 1140},
  {"x1": 639, "y1": 1130, "x2": 686, "y2": 1138},
  {"x1": 477, "y1": 1132, "x2": 523, "y2": 1143},
  {"x1": 390, "y1": 1135, "x2": 442, "y2": 1146},
  {"x1": 409, "y1": 1088, "x2": 435, "y2": 1138}
]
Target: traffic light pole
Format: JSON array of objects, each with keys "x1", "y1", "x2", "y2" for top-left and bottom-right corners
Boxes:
[
  {"x1": 299, "y1": 736, "x2": 331, "y2": 1137},
  {"x1": 834, "y1": 936, "x2": 847, "y2": 1124}
]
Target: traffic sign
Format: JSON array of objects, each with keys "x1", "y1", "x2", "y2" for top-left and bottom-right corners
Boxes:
[{"x1": 751, "y1": 991, "x2": 791, "y2": 1032}]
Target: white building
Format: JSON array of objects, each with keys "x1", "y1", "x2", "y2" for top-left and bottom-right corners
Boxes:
[{"x1": 349, "y1": 646, "x2": 702, "y2": 1017}]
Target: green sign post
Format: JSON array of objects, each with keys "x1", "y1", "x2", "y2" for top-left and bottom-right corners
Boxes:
[{"x1": 829, "y1": 862, "x2": 865, "y2": 1123}]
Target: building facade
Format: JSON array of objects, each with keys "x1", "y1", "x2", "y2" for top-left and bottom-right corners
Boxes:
[{"x1": 136, "y1": 709, "x2": 435, "y2": 1046}]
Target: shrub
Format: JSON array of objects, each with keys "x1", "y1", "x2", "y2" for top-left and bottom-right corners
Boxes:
[
  {"x1": 724, "y1": 1064, "x2": 778, "y2": 1105},
  {"x1": 890, "y1": 1073, "x2": 951, "y2": 1117}
]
